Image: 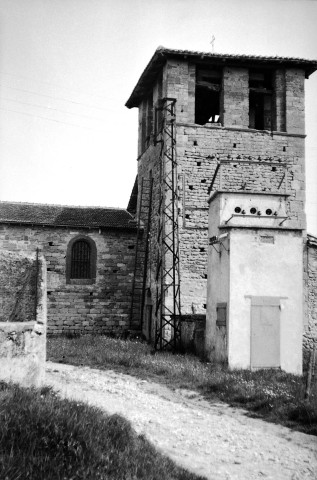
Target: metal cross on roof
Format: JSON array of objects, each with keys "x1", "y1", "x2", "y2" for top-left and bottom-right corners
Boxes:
[{"x1": 210, "y1": 35, "x2": 215, "y2": 53}]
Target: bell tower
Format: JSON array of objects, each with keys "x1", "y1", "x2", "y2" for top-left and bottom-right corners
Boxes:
[{"x1": 126, "y1": 47, "x2": 317, "y2": 354}]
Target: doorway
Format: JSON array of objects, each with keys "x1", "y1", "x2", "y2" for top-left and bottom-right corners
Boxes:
[{"x1": 251, "y1": 297, "x2": 280, "y2": 369}]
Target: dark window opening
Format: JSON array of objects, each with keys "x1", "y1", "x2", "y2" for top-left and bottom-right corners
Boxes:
[
  {"x1": 249, "y1": 69, "x2": 273, "y2": 130},
  {"x1": 146, "y1": 93, "x2": 153, "y2": 147},
  {"x1": 154, "y1": 99, "x2": 163, "y2": 140},
  {"x1": 195, "y1": 67, "x2": 222, "y2": 125},
  {"x1": 141, "y1": 92, "x2": 153, "y2": 152},
  {"x1": 216, "y1": 303, "x2": 227, "y2": 327},
  {"x1": 71, "y1": 240, "x2": 91, "y2": 279},
  {"x1": 197, "y1": 161, "x2": 201, "y2": 166},
  {"x1": 66, "y1": 236, "x2": 96, "y2": 284},
  {"x1": 154, "y1": 74, "x2": 163, "y2": 142}
]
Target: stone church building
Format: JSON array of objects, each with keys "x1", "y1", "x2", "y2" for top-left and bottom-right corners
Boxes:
[
  {"x1": 0, "y1": 202, "x2": 138, "y2": 335},
  {"x1": 1, "y1": 47, "x2": 317, "y2": 367}
]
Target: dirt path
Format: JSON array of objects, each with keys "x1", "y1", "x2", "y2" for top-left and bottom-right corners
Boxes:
[{"x1": 46, "y1": 362, "x2": 317, "y2": 480}]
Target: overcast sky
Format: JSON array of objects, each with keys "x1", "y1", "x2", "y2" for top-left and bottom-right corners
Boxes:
[{"x1": 0, "y1": 0, "x2": 316, "y2": 234}]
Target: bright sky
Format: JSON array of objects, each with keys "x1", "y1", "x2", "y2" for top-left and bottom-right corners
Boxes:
[{"x1": 0, "y1": 0, "x2": 316, "y2": 233}]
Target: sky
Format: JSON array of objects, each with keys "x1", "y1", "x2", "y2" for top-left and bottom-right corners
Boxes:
[{"x1": 0, "y1": 0, "x2": 316, "y2": 233}]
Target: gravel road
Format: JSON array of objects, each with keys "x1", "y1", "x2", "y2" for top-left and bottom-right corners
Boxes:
[{"x1": 46, "y1": 361, "x2": 317, "y2": 480}]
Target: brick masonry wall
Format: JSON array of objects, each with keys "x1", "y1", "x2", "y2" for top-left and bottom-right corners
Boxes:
[{"x1": 0, "y1": 225, "x2": 136, "y2": 335}]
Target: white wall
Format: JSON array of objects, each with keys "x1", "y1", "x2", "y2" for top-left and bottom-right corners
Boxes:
[
  {"x1": 206, "y1": 192, "x2": 303, "y2": 374},
  {"x1": 229, "y1": 229, "x2": 303, "y2": 374}
]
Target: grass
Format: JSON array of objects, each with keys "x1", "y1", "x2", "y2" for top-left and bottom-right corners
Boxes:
[
  {"x1": 47, "y1": 334, "x2": 317, "y2": 436},
  {"x1": 0, "y1": 381, "x2": 206, "y2": 480}
]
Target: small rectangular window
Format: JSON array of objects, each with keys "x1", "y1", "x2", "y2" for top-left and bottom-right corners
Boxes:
[
  {"x1": 195, "y1": 67, "x2": 222, "y2": 125},
  {"x1": 141, "y1": 92, "x2": 153, "y2": 152},
  {"x1": 260, "y1": 235, "x2": 275, "y2": 244},
  {"x1": 154, "y1": 99, "x2": 164, "y2": 139},
  {"x1": 146, "y1": 94, "x2": 153, "y2": 147},
  {"x1": 71, "y1": 240, "x2": 91, "y2": 279},
  {"x1": 216, "y1": 303, "x2": 227, "y2": 327}
]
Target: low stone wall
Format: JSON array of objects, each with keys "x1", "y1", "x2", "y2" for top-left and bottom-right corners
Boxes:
[
  {"x1": 304, "y1": 236, "x2": 317, "y2": 351},
  {"x1": 0, "y1": 251, "x2": 37, "y2": 322},
  {"x1": 0, "y1": 250, "x2": 47, "y2": 387}
]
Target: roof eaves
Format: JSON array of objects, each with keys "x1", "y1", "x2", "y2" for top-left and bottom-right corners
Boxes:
[
  {"x1": 125, "y1": 47, "x2": 317, "y2": 108},
  {"x1": 126, "y1": 47, "x2": 166, "y2": 109},
  {"x1": 0, "y1": 218, "x2": 137, "y2": 230}
]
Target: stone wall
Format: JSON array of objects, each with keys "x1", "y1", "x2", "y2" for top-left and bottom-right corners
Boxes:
[
  {"x1": 304, "y1": 238, "x2": 317, "y2": 350},
  {"x1": 138, "y1": 127, "x2": 305, "y2": 316},
  {"x1": 136, "y1": 61, "x2": 306, "y2": 336},
  {"x1": 0, "y1": 250, "x2": 37, "y2": 322},
  {"x1": 222, "y1": 67, "x2": 249, "y2": 128},
  {"x1": 0, "y1": 224, "x2": 136, "y2": 335},
  {"x1": 0, "y1": 250, "x2": 47, "y2": 387}
]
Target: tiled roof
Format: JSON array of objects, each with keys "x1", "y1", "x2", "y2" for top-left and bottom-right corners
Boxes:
[
  {"x1": 0, "y1": 201, "x2": 137, "y2": 229},
  {"x1": 126, "y1": 46, "x2": 317, "y2": 108}
]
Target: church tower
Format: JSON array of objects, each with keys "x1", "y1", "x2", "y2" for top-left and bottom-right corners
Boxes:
[{"x1": 126, "y1": 47, "x2": 317, "y2": 354}]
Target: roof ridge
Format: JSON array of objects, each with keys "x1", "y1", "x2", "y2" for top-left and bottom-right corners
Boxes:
[
  {"x1": 0, "y1": 200, "x2": 129, "y2": 211},
  {"x1": 155, "y1": 46, "x2": 317, "y2": 63}
]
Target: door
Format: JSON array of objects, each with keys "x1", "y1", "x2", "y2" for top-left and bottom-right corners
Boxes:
[{"x1": 251, "y1": 299, "x2": 280, "y2": 369}]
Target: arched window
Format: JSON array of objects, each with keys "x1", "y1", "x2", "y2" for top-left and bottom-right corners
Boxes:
[
  {"x1": 71, "y1": 240, "x2": 91, "y2": 279},
  {"x1": 66, "y1": 235, "x2": 97, "y2": 284}
]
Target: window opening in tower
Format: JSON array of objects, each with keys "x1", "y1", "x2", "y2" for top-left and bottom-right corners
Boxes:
[
  {"x1": 195, "y1": 67, "x2": 222, "y2": 125},
  {"x1": 249, "y1": 69, "x2": 273, "y2": 130}
]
